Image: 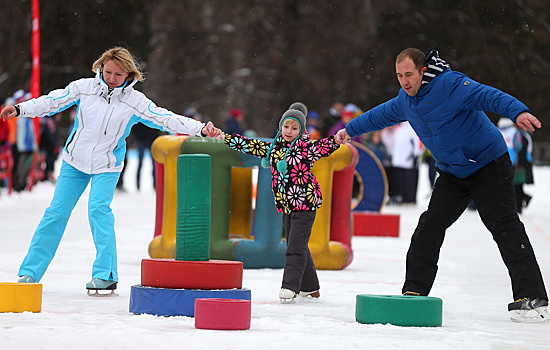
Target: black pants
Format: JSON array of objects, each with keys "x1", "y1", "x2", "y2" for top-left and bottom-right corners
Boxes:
[
  {"x1": 281, "y1": 210, "x2": 319, "y2": 293},
  {"x1": 402, "y1": 153, "x2": 547, "y2": 300}
]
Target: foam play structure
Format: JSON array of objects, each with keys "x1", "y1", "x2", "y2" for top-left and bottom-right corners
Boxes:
[
  {"x1": 148, "y1": 136, "x2": 357, "y2": 270},
  {"x1": 130, "y1": 154, "x2": 251, "y2": 318},
  {"x1": 350, "y1": 141, "x2": 400, "y2": 238}
]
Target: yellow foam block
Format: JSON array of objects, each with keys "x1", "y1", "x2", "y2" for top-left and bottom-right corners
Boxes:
[{"x1": 0, "y1": 282, "x2": 42, "y2": 313}]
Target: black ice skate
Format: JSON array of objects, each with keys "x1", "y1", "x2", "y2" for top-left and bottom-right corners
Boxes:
[
  {"x1": 86, "y1": 278, "x2": 118, "y2": 297},
  {"x1": 508, "y1": 298, "x2": 549, "y2": 323}
]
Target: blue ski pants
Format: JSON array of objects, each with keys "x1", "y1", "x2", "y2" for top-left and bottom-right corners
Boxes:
[{"x1": 18, "y1": 161, "x2": 121, "y2": 282}]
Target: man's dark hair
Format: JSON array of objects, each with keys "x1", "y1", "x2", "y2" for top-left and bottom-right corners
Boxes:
[{"x1": 396, "y1": 48, "x2": 427, "y2": 72}]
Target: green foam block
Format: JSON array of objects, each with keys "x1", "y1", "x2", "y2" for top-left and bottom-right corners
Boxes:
[
  {"x1": 175, "y1": 154, "x2": 211, "y2": 261},
  {"x1": 356, "y1": 294, "x2": 442, "y2": 327}
]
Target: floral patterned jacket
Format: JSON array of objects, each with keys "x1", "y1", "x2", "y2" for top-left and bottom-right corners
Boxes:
[{"x1": 224, "y1": 133, "x2": 340, "y2": 214}]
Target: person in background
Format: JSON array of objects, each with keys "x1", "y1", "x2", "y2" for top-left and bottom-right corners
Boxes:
[
  {"x1": 225, "y1": 108, "x2": 245, "y2": 135},
  {"x1": 422, "y1": 148, "x2": 437, "y2": 190},
  {"x1": 329, "y1": 109, "x2": 360, "y2": 142},
  {"x1": 184, "y1": 107, "x2": 203, "y2": 123},
  {"x1": 1, "y1": 47, "x2": 222, "y2": 294},
  {"x1": 515, "y1": 128, "x2": 534, "y2": 211},
  {"x1": 39, "y1": 113, "x2": 60, "y2": 183},
  {"x1": 0, "y1": 96, "x2": 9, "y2": 151},
  {"x1": 388, "y1": 122, "x2": 422, "y2": 205},
  {"x1": 14, "y1": 90, "x2": 37, "y2": 191},
  {"x1": 0, "y1": 95, "x2": 11, "y2": 193},
  {"x1": 320, "y1": 101, "x2": 345, "y2": 137},
  {"x1": 364, "y1": 130, "x2": 390, "y2": 168},
  {"x1": 132, "y1": 122, "x2": 160, "y2": 191},
  {"x1": 498, "y1": 117, "x2": 534, "y2": 213},
  {"x1": 306, "y1": 110, "x2": 321, "y2": 140},
  {"x1": 222, "y1": 102, "x2": 342, "y2": 303},
  {"x1": 336, "y1": 48, "x2": 548, "y2": 322}
]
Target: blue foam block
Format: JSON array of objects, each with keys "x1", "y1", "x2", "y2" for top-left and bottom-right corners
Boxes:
[{"x1": 129, "y1": 285, "x2": 251, "y2": 317}]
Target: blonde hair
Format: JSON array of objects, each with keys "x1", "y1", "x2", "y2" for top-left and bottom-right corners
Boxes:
[{"x1": 92, "y1": 47, "x2": 144, "y2": 82}]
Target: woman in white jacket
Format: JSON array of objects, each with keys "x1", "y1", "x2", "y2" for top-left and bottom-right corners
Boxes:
[{"x1": 0, "y1": 47, "x2": 222, "y2": 293}]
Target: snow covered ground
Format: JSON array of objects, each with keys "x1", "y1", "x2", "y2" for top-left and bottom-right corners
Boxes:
[{"x1": 1, "y1": 151, "x2": 549, "y2": 349}]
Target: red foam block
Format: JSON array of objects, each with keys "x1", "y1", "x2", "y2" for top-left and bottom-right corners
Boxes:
[
  {"x1": 353, "y1": 212, "x2": 400, "y2": 237},
  {"x1": 141, "y1": 259, "x2": 243, "y2": 290},
  {"x1": 195, "y1": 298, "x2": 251, "y2": 330}
]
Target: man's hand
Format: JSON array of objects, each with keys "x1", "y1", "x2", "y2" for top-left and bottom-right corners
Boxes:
[
  {"x1": 335, "y1": 128, "x2": 351, "y2": 144},
  {"x1": 0, "y1": 105, "x2": 17, "y2": 121},
  {"x1": 516, "y1": 112, "x2": 542, "y2": 132}
]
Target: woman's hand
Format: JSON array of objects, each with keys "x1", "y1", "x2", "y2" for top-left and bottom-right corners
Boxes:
[
  {"x1": 201, "y1": 121, "x2": 224, "y2": 139},
  {"x1": 0, "y1": 105, "x2": 17, "y2": 120}
]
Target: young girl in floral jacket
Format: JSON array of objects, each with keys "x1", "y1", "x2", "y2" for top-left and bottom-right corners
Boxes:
[{"x1": 223, "y1": 103, "x2": 342, "y2": 302}]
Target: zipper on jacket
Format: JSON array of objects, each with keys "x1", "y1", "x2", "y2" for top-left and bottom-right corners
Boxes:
[
  {"x1": 106, "y1": 120, "x2": 125, "y2": 169},
  {"x1": 91, "y1": 101, "x2": 113, "y2": 173},
  {"x1": 104, "y1": 108, "x2": 115, "y2": 135}
]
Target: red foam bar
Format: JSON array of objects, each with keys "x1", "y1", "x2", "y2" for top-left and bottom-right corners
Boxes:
[{"x1": 353, "y1": 212, "x2": 400, "y2": 237}]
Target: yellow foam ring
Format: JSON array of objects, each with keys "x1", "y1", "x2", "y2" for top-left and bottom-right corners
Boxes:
[
  {"x1": 0, "y1": 283, "x2": 42, "y2": 313},
  {"x1": 149, "y1": 135, "x2": 189, "y2": 259},
  {"x1": 310, "y1": 145, "x2": 353, "y2": 270},
  {"x1": 228, "y1": 167, "x2": 253, "y2": 239}
]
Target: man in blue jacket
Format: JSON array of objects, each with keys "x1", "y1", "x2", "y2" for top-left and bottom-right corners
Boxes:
[{"x1": 336, "y1": 48, "x2": 548, "y2": 323}]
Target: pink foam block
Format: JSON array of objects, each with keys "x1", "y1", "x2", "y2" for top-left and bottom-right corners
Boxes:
[{"x1": 194, "y1": 298, "x2": 251, "y2": 330}]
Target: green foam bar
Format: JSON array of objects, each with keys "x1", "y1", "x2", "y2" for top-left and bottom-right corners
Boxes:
[{"x1": 175, "y1": 154, "x2": 211, "y2": 261}]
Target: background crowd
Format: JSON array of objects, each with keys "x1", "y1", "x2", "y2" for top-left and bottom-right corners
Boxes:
[{"x1": 0, "y1": 93, "x2": 535, "y2": 212}]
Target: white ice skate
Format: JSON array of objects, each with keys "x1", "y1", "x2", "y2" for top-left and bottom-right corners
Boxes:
[{"x1": 279, "y1": 288, "x2": 297, "y2": 304}]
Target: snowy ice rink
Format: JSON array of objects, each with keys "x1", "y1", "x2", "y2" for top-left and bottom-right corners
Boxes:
[{"x1": 1, "y1": 151, "x2": 549, "y2": 349}]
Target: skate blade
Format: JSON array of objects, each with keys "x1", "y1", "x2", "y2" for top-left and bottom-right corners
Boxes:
[
  {"x1": 509, "y1": 307, "x2": 550, "y2": 323},
  {"x1": 87, "y1": 289, "x2": 119, "y2": 297},
  {"x1": 279, "y1": 298, "x2": 296, "y2": 304}
]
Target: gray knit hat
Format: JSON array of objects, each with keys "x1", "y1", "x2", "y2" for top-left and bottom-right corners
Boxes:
[
  {"x1": 278, "y1": 109, "x2": 307, "y2": 135},
  {"x1": 288, "y1": 102, "x2": 308, "y2": 118}
]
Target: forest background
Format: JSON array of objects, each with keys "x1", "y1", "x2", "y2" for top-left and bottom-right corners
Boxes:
[{"x1": 1, "y1": 0, "x2": 550, "y2": 161}]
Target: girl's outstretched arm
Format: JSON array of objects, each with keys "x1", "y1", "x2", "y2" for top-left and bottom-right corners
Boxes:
[{"x1": 224, "y1": 133, "x2": 271, "y2": 158}]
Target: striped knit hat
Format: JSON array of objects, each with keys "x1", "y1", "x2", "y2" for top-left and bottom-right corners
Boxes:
[{"x1": 421, "y1": 50, "x2": 450, "y2": 89}]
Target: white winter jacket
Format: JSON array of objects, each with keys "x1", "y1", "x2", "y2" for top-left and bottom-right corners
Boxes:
[{"x1": 16, "y1": 71, "x2": 205, "y2": 174}]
